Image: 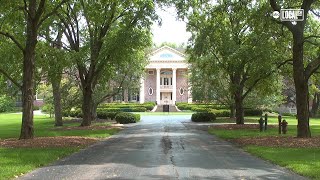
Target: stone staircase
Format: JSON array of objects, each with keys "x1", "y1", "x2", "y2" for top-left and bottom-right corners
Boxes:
[{"x1": 154, "y1": 105, "x2": 179, "y2": 112}]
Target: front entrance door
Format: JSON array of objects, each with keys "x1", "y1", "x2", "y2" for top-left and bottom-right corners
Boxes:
[{"x1": 161, "y1": 92, "x2": 172, "y2": 105}]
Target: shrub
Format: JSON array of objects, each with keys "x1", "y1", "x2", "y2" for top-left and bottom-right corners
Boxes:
[
  {"x1": 69, "y1": 108, "x2": 82, "y2": 118},
  {"x1": 244, "y1": 109, "x2": 263, "y2": 116},
  {"x1": 191, "y1": 112, "x2": 216, "y2": 122},
  {"x1": 115, "y1": 112, "x2": 138, "y2": 124},
  {"x1": 41, "y1": 104, "x2": 53, "y2": 113},
  {"x1": 0, "y1": 95, "x2": 14, "y2": 112},
  {"x1": 282, "y1": 112, "x2": 296, "y2": 116},
  {"x1": 213, "y1": 110, "x2": 231, "y2": 117},
  {"x1": 96, "y1": 110, "x2": 118, "y2": 120},
  {"x1": 33, "y1": 106, "x2": 40, "y2": 111},
  {"x1": 62, "y1": 110, "x2": 70, "y2": 117},
  {"x1": 190, "y1": 107, "x2": 210, "y2": 112},
  {"x1": 133, "y1": 114, "x2": 141, "y2": 122}
]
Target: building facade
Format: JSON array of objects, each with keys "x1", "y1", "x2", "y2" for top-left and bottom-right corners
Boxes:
[{"x1": 140, "y1": 46, "x2": 192, "y2": 105}]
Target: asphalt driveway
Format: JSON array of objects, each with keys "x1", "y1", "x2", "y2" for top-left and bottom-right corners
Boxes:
[{"x1": 21, "y1": 114, "x2": 306, "y2": 180}]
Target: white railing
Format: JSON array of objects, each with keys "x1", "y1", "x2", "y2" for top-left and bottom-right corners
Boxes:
[{"x1": 160, "y1": 85, "x2": 172, "y2": 89}]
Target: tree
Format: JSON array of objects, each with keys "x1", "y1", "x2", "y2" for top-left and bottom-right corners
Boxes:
[
  {"x1": 58, "y1": 0, "x2": 158, "y2": 126},
  {"x1": 181, "y1": 1, "x2": 289, "y2": 124},
  {"x1": 269, "y1": 0, "x2": 320, "y2": 137},
  {"x1": 37, "y1": 26, "x2": 69, "y2": 126},
  {"x1": 0, "y1": 0, "x2": 68, "y2": 139}
]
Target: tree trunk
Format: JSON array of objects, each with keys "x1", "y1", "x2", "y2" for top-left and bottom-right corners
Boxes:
[
  {"x1": 19, "y1": 16, "x2": 38, "y2": 139},
  {"x1": 310, "y1": 92, "x2": 320, "y2": 117},
  {"x1": 234, "y1": 92, "x2": 244, "y2": 124},
  {"x1": 92, "y1": 102, "x2": 98, "y2": 120},
  {"x1": 20, "y1": 50, "x2": 35, "y2": 139},
  {"x1": 230, "y1": 104, "x2": 235, "y2": 118},
  {"x1": 292, "y1": 33, "x2": 311, "y2": 138},
  {"x1": 81, "y1": 86, "x2": 94, "y2": 126},
  {"x1": 52, "y1": 76, "x2": 63, "y2": 126}
]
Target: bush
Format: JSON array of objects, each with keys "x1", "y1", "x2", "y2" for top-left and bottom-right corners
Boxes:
[
  {"x1": 282, "y1": 112, "x2": 296, "y2": 116},
  {"x1": 96, "y1": 111, "x2": 118, "y2": 120},
  {"x1": 68, "y1": 108, "x2": 82, "y2": 118},
  {"x1": 244, "y1": 109, "x2": 263, "y2": 116},
  {"x1": 191, "y1": 112, "x2": 216, "y2": 122},
  {"x1": 212, "y1": 110, "x2": 231, "y2": 117},
  {"x1": 41, "y1": 104, "x2": 53, "y2": 113},
  {"x1": 133, "y1": 114, "x2": 141, "y2": 122},
  {"x1": 115, "y1": 112, "x2": 138, "y2": 124},
  {"x1": 33, "y1": 106, "x2": 40, "y2": 111},
  {"x1": 190, "y1": 107, "x2": 210, "y2": 112},
  {"x1": 0, "y1": 95, "x2": 14, "y2": 112}
]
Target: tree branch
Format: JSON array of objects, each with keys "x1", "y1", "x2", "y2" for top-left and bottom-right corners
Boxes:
[
  {"x1": 311, "y1": 9, "x2": 320, "y2": 18},
  {"x1": 0, "y1": 31, "x2": 25, "y2": 52},
  {"x1": 242, "y1": 58, "x2": 293, "y2": 99},
  {"x1": 269, "y1": 0, "x2": 295, "y2": 32},
  {"x1": 305, "y1": 55, "x2": 320, "y2": 79},
  {"x1": 0, "y1": 67, "x2": 22, "y2": 89},
  {"x1": 38, "y1": 0, "x2": 69, "y2": 27}
]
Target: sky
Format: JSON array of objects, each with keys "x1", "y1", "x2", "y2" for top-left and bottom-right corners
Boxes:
[{"x1": 151, "y1": 7, "x2": 191, "y2": 46}]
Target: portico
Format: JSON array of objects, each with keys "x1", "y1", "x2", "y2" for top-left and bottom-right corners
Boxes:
[{"x1": 140, "y1": 46, "x2": 192, "y2": 105}]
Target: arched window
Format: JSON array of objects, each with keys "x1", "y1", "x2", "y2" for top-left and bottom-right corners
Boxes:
[
  {"x1": 148, "y1": 87, "x2": 154, "y2": 95},
  {"x1": 179, "y1": 88, "x2": 184, "y2": 95}
]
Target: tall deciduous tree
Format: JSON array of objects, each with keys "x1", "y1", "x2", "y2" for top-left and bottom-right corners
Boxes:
[
  {"x1": 180, "y1": 1, "x2": 289, "y2": 124},
  {"x1": 58, "y1": 0, "x2": 157, "y2": 126},
  {"x1": 270, "y1": 0, "x2": 320, "y2": 137},
  {"x1": 0, "y1": 0, "x2": 68, "y2": 139}
]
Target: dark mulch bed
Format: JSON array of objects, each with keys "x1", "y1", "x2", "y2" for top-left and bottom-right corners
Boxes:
[
  {"x1": 0, "y1": 137, "x2": 99, "y2": 148},
  {"x1": 63, "y1": 118, "x2": 116, "y2": 124},
  {"x1": 210, "y1": 124, "x2": 278, "y2": 130},
  {"x1": 231, "y1": 136, "x2": 320, "y2": 148},
  {"x1": 53, "y1": 125, "x2": 122, "y2": 131}
]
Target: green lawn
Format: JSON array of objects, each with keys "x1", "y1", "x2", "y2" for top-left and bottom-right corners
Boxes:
[
  {"x1": 0, "y1": 113, "x2": 119, "y2": 139},
  {"x1": 245, "y1": 146, "x2": 320, "y2": 179},
  {"x1": 208, "y1": 116, "x2": 320, "y2": 179},
  {"x1": 0, "y1": 113, "x2": 120, "y2": 179},
  {"x1": 0, "y1": 147, "x2": 79, "y2": 180}
]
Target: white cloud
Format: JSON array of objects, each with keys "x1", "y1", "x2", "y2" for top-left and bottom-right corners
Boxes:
[{"x1": 151, "y1": 7, "x2": 191, "y2": 46}]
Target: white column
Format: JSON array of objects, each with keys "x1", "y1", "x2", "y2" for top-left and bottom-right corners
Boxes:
[
  {"x1": 139, "y1": 77, "x2": 145, "y2": 104},
  {"x1": 156, "y1": 68, "x2": 161, "y2": 105},
  {"x1": 172, "y1": 68, "x2": 177, "y2": 105}
]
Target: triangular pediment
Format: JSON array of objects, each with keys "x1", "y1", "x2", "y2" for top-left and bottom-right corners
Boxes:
[{"x1": 149, "y1": 46, "x2": 186, "y2": 62}]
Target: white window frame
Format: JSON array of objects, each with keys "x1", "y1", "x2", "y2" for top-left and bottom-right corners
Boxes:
[
  {"x1": 148, "y1": 87, "x2": 154, "y2": 95},
  {"x1": 179, "y1": 87, "x2": 184, "y2": 95}
]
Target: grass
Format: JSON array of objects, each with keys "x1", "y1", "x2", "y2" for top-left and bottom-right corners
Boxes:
[
  {"x1": 245, "y1": 146, "x2": 320, "y2": 179},
  {"x1": 0, "y1": 113, "x2": 120, "y2": 179},
  {"x1": 209, "y1": 116, "x2": 320, "y2": 139},
  {"x1": 208, "y1": 116, "x2": 320, "y2": 179},
  {"x1": 0, "y1": 113, "x2": 120, "y2": 139},
  {"x1": 0, "y1": 147, "x2": 79, "y2": 180}
]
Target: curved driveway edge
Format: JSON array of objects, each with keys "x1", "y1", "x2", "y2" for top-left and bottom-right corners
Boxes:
[{"x1": 20, "y1": 115, "x2": 307, "y2": 180}]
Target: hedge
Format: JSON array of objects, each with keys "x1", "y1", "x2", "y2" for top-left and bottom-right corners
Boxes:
[
  {"x1": 191, "y1": 112, "x2": 216, "y2": 122},
  {"x1": 115, "y1": 112, "x2": 140, "y2": 124},
  {"x1": 244, "y1": 109, "x2": 263, "y2": 116}
]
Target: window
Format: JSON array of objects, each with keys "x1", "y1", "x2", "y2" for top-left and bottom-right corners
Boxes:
[
  {"x1": 148, "y1": 87, "x2": 154, "y2": 95},
  {"x1": 179, "y1": 88, "x2": 184, "y2": 95},
  {"x1": 164, "y1": 78, "x2": 169, "y2": 85},
  {"x1": 148, "y1": 70, "x2": 154, "y2": 75},
  {"x1": 132, "y1": 94, "x2": 137, "y2": 101}
]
